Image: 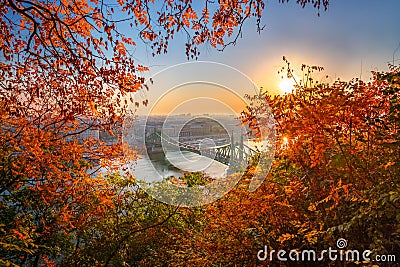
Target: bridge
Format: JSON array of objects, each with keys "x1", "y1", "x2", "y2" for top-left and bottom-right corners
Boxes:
[{"x1": 146, "y1": 131, "x2": 258, "y2": 167}]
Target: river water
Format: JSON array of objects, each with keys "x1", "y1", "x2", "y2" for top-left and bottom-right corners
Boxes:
[
  {"x1": 131, "y1": 150, "x2": 228, "y2": 182},
  {"x1": 130, "y1": 139, "x2": 269, "y2": 182}
]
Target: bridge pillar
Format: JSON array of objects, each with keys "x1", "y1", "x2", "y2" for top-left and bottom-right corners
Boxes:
[
  {"x1": 239, "y1": 134, "x2": 244, "y2": 163},
  {"x1": 230, "y1": 133, "x2": 234, "y2": 164}
]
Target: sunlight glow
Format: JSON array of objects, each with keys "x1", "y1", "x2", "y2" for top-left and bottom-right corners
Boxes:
[
  {"x1": 281, "y1": 136, "x2": 289, "y2": 150},
  {"x1": 282, "y1": 136, "x2": 289, "y2": 145},
  {"x1": 279, "y1": 78, "x2": 295, "y2": 94}
]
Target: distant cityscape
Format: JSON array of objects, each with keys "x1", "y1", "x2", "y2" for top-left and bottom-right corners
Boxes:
[
  {"x1": 134, "y1": 114, "x2": 247, "y2": 145},
  {"x1": 75, "y1": 114, "x2": 250, "y2": 152}
]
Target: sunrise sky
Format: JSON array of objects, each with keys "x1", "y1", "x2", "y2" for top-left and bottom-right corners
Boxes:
[{"x1": 130, "y1": 0, "x2": 400, "y2": 114}]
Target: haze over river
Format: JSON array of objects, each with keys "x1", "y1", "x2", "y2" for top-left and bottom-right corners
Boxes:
[{"x1": 132, "y1": 150, "x2": 228, "y2": 182}]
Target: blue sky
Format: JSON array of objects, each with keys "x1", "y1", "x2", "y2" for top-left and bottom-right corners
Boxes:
[{"x1": 133, "y1": 0, "x2": 400, "y2": 95}]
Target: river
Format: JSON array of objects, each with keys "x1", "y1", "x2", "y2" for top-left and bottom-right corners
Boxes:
[{"x1": 131, "y1": 150, "x2": 228, "y2": 182}]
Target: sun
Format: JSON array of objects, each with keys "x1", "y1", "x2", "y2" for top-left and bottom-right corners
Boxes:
[
  {"x1": 282, "y1": 136, "x2": 289, "y2": 144},
  {"x1": 279, "y1": 78, "x2": 295, "y2": 94}
]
